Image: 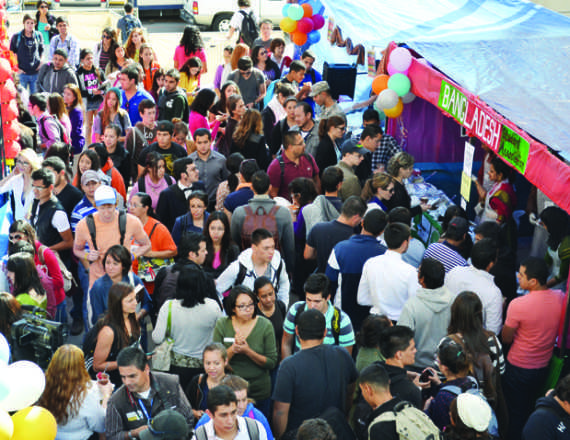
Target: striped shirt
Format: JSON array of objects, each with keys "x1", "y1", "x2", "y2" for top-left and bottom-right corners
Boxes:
[
  {"x1": 424, "y1": 241, "x2": 469, "y2": 273},
  {"x1": 283, "y1": 300, "x2": 355, "y2": 350},
  {"x1": 70, "y1": 196, "x2": 96, "y2": 233}
]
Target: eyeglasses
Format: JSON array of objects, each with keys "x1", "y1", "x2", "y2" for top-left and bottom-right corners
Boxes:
[
  {"x1": 15, "y1": 159, "x2": 30, "y2": 166},
  {"x1": 337, "y1": 126, "x2": 347, "y2": 131},
  {"x1": 236, "y1": 303, "x2": 255, "y2": 310},
  {"x1": 239, "y1": 69, "x2": 252, "y2": 75},
  {"x1": 383, "y1": 187, "x2": 395, "y2": 194},
  {"x1": 259, "y1": 51, "x2": 267, "y2": 55},
  {"x1": 9, "y1": 233, "x2": 25, "y2": 242},
  {"x1": 102, "y1": 35, "x2": 111, "y2": 39},
  {"x1": 39, "y1": 5, "x2": 48, "y2": 8},
  {"x1": 32, "y1": 185, "x2": 47, "y2": 190}
]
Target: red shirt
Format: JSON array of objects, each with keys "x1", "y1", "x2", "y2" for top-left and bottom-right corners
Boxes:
[{"x1": 267, "y1": 152, "x2": 319, "y2": 201}]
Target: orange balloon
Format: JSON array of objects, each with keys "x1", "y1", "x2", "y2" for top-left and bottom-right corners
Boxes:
[
  {"x1": 301, "y1": 3, "x2": 313, "y2": 18},
  {"x1": 372, "y1": 74, "x2": 390, "y2": 95},
  {"x1": 291, "y1": 31, "x2": 308, "y2": 46},
  {"x1": 384, "y1": 99, "x2": 404, "y2": 118}
]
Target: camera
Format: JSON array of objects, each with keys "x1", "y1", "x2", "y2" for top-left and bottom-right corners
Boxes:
[{"x1": 10, "y1": 306, "x2": 68, "y2": 369}]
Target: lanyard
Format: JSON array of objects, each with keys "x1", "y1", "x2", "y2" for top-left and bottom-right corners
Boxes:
[{"x1": 137, "y1": 397, "x2": 153, "y2": 421}]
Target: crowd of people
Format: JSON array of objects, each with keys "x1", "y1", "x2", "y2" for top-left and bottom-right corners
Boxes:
[{"x1": 2, "y1": 0, "x2": 570, "y2": 439}]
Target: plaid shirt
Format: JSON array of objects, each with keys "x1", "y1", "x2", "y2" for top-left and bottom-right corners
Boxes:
[{"x1": 371, "y1": 134, "x2": 402, "y2": 171}]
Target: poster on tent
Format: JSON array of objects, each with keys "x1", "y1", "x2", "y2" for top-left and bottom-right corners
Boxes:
[
  {"x1": 327, "y1": 16, "x2": 335, "y2": 40},
  {"x1": 460, "y1": 141, "x2": 475, "y2": 209},
  {"x1": 367, "y1": 49, "x2": 376, "y2": 77}
]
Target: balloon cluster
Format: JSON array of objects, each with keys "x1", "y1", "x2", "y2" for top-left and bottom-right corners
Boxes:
[
  {"x1": 0, "y1": 334, "x2": 57, "y2": 440},
  {"x1": 0, "y1": 0, "x2": 20, "y2": 159},
  {"x1": 280, "y1": 0, "x2": 325, "y2": 47},
  {"x1": 372, "y1": 47, "x2": 416, "y2": 119}
]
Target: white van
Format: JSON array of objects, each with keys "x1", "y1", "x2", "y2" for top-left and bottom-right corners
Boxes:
[{"x1": 181, "y1": 0, "x2": 286, "y2": 31}]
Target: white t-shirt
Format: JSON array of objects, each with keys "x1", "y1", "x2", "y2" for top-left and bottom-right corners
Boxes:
[
  {"x1": 56, "y1": 382, "x2": 106, "y2": 440},
  {"x1": 193, "y1": 416, "x2": 267, "y2": 440},
  {"x1": 229, "y1": 8, "x2": 259, "y2": 31}
]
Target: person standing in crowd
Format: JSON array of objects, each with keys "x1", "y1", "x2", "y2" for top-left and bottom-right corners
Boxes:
[
  {"x1": 270, "y1": 96, "x2": 297, "y2": 157},
  {"x1": 269, "y1": 38, "x2": 291, "y2": 75},
  {"x1": 298, "y1": 50, "x2": 322, "y2": 111},
  {"x1": 214, "y1": 47, "x2": 234, "y2": 95},
  {"x1": 227, "y1": 56, "x2": 266, "y2": 109},
  {"x1": 119, "y1": 65, "x2": 154, "y2": 125},
  {"x1": 37, "y1": 49, "x2": 78, "y2": 95},
  {"x1": 42, "y1": 156, "x2": 82, "y2": 220},
  {"x1": 337, "y1": 139, "x2": 364, "y2": 200},
  {"x1": 129, "y1": 151, "x2": 173, "y2": 211},
  {"x1": 125, "y1": 99, "x2": 157, "y2": 180},
  {"x1": 157, "y1": 68, "x2": 189, "y2": 122},
  {"x1": 215, "y1": 94, "x2": 246, "y2": 157},
  {"x1": 281, "y1": 61, "x2": 310, "y2": 101},
  {"x1": 94, "y1": 27, "x2": 117, "y2": 72},
  {"x1": 49, "y1": 16, "x2": 80, "y2": 68},
  {"x1": 10, "y1": 14, "x2": 43, "y2": 94},
  {"x1": 302, "y1": 165, "x2": 343, "y2": 237},
  {"x1": 292, "y1": 101, "x2": 320, "y2": 157},
  {"x1": 137, "y1": 120, "x2": 187, "y2": 177},
  {"x1": 315, "y1": 116, "x2": 346, "y2": 174},
  {"x1": 76, "y1": 49, "x2": 106, "y2": 146},
  {"x1": 203, "y1": 211, "x2": 240, "y2": 279},
  {"x1": 105, "y1": 45, "x2": 132, "y2": 80},
  {"x1": 189, "y1": 88, "x2": 225, "y2": 140},
  {"x1": 252, "y1": 19, "x2": 273, "y2": 50},
  {"x1": 226, "y1": 0, "x2": 258, "y2": 45},
  {"x1": 0, "y1": 149, "x2": 41, "y2": 220},
  {"x1": 116, "y1": 2, "x2": 142, "y2": 45},
  {"x1": 309, "y1": 81, "x2": 346, "y2": 122},
  {"x1": 124, "y1": 29, "x2": 149, "y2": 63},
  {"x1": 502, "y1": 257, "x2": 565, "y2": 440},
  {"x1": 262, "y1": 83, "x2": 295, "y2": 150},
  {"x1": 92, "y1": 87, "x2": 131, "y2": 144},
  {"x1": 63, "y1": 83, "x2": 86, "y2": 157},
  {"x1": 231, "y1": 110, "x2": 270, "y2": 169},
  {"x1": 173, "y1": 25, "x2": 207, "y2": 72},
  {"x1": 172, "y1": 190, "x2": 209, "y2": 243},
  {"x1": 35, "y1": 0, "x2": 57, "y2": 48},
  {"x1": 252, "y1": 45, "x2": 280, "y2": 87}
]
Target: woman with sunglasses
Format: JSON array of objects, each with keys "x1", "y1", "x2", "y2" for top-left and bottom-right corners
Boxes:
[
  {"x1": 35, "y1": 0, "x2": 57, "y2": 48},
  {"x1": 0, "y1": 149, "x2": 41, "y2": 220},
  {"x1": 94, "y1": 27, "x2": 118, "y2": 72},
  {"x1": 385, "y1": 151, "x2": 429, "y2": 216},
  {"x1": 315, "y1": 115, "x2": 346, "y2": 175},
  {"x1": 251, "y1": 45, "x2": 280, "y2": 87},
  {"x1": 361, "y1": 172, "x2": 395, "y2": 212}
]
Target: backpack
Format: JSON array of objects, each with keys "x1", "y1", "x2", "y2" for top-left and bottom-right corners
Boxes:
[
  {"x1": 369, "y1": 401, "x2": 442, "y2": 440},
  {"x1": 238, "y1": 10, "x2": 259, "y2": 47},
  {"x1": 138, "y1": 174, "x2": 173, "y2": 194},
  {"x1": 15, "y1": 30, "x2": 43, "y2": 52},
  {"x1": 83, "y1": 320, "x2": 119, "y2": 378},
  {"x1": 235, "y1": 258, "x2": 283, "y2": 289},
  {"x1": 441, "y1": 377, "x2": 499, "y2": 438},
  {"x1": 38, "y1": 114, "x2": 71, "y2": 146},
  {"x1": 292, "y1": 301, "x2": 341, "y2": 345},
  {"x1": 85, "y1": 210, "x2": 127, "y2": 251},
  {"x1": 240, "y1": 205, "x2": 281, "y2": 251},
  {"x1": 122, "y1": 15, "x2": 139, "y2": 43},
  {"x1": 277, "y1": 152, "x2": 315, "y2": 189},
  {"x1": 194, "y1": 417, "x2": 259, "y2": 440}
]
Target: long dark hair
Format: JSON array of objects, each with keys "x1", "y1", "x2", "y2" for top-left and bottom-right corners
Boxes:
[
  {"x1": 104, "y1": 282, "x2": 140, "y2": 345},
  {"x1": 204, "y1": 211, "x2": 233, "y2": 268},
  {"x1": 540, "y1": 206, "x2": 570, "y2": 250},
  {"x1": 7, "y1": 252, "x2": 46, "y2": 297},
  {"x1": 179, "y1": 25, "x2": 204, "y2": 56},
  {"x1": 448, "y1": 291, "x2": 493, "y2": 357},
  {"x1": 75, "y1": 149, "x2": 101, "y2": 189},
  {"x1": 175, "y1": 268, "x2": 214, "y2": 308},
  {"x1": 225, "y1": 152, "x2": 244, "y2": 193},
  {"x1": 191, "y1": 89, "x2": 217, "y2": 117}
]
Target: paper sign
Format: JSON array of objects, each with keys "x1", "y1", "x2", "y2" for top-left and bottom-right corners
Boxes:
[
  {"x1": 327, "y1": 17, "x2": 335, "y2": 40},
  {"x1": 460, "y1": 171, "x2": 472, "y2": 203},
  {"x1": 463, "y1": 142, "x2": 475, "y2": 176},
  {"x1": 367, "y1": 49, "x2": 376, "y2": 77},
  {"x1": 498, "y1": 125, "x2": 530, "y2": 174}
]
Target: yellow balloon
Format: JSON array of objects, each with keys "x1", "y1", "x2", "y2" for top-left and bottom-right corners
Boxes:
[
  {"x1": 280, "y1": 17, "x2": 297, "y2": 33},
  {"x1": 11, "y1": 407, "x2": 56, "y2": 440},
  {"x1": 0, "y1": 409, "x2": 13, "y2": 440},
  {"x1": 384, "y1": 99, "x2": 404, "y2": 118}
]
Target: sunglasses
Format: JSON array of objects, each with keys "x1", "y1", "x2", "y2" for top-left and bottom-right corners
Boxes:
[
  {"x1": 102, "y1": 35, "x2": 111, "y2": 39},
  {"x1": 39, "y1": 5, "x2": 48, "y2": 8},
  {"x1": 9, "y1": 233, "x2": 25, "y2": 242}
]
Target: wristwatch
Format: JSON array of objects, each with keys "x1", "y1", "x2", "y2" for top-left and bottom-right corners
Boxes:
[{"x1": 127, "y1": 431, "x2": 136, "y2": 440}]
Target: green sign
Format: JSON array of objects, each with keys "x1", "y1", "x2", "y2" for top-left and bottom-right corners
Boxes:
[
  {"x1": 498, "y1": 125, "x2": 530, "y2": 174},
  {"x1": 438, "y1": 79, "x2": 468, "y2": 124}
]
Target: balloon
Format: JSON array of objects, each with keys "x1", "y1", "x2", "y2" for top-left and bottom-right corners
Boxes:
[
  {"x1": 371, "y1": 103, "x2": 387, "y2": 121},
  {"x1": 301, "y1": 3, "x2": 313, "y2": 17},
  {"x1": 11, "y1": 407, "x2": 56, "y2": 440},
  {"x1": 0, "y1": 361, "x2": 45, "y2": 412},
  {"x1": 377, "y1": 89, "x2": 399, "y2": 110},
  {"x1": 308, "y1": 0, "x2": 325, "y2": 15},
  {"x1": 296, "y1": 17, "x2": 314, "y2": 34},
  {"x1": 1, "y1": 100, "x2": 19, "y2": 122},
  {"x1": 291, "y1": 31, "x2": 308, "y2": 46},
  {"x1": 281, "y1": 4, "x2": 289, "y2": 17},
  {"x1": 387, "y1": 62, "x2": 408, "y2": 76},
  {"x1": 389, "y1": 47, "x2": 412, "y2": 72},
  {"x1": 307, "y1": 30, "x2": 321, "y2": 45},
  {"x1": 0, "y1": 335, "x2": 8, "y2": 365},
  {"x1": 311, "y1": 14, "x2": 325, "y2": 30},
  {"x1": 371, "y1": 74, "x2": 389, "y2": 95},
  {"x1": 280, "y1": 17, "x2": 297, "y2": 33},
  {"x1": 402, "y1": 91, "x2": 416, "y2": 104},
  {"x1": 387, "y1": 73, "x2": 411, "y2": 97},
  {"x1": 0, "y1": 409, "x2": 12, "y2": 440},
  {"x1": 5, "y1": 141, "x2": 21, "y2": 160},
  {"x1": 384, "y1": 99, "x2": 404, "y2": 118},
  {"x1": 0, "y1": 58, "x2": 11, "y2": 82},
  {"x1": 0, "y1": 78, "x2": 15, "y2": 101},
  {"x1": 287, "y1": 4, "x2": 304, "y2": 21}
]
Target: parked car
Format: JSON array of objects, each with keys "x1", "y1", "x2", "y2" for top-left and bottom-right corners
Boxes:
[{"x1": 182, "y1": 0, "x2": 286, "y2": 31}]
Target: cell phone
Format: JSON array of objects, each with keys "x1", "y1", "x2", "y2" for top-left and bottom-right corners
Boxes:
[
  {"x1": 419, "y1": 369, "x2": 433, "y2": 382},
  {"x1": 224, "y1": 337, "x2": 235, "y2": 344}
]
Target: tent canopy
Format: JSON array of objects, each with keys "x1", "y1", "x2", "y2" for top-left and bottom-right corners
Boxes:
[{"x1": 319, "y1": 0, "x2": 570, "y2": 161}]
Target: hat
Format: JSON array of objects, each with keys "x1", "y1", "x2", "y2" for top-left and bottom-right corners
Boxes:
[
  {"x1": 446, "y1": 216, "x2": 469, "y2": 237},
  {"x1": 309, "y1": 81, "x2": 331, "y2": 97},
  {"x1": 456, "y1": 393, "x2": 492, "y2": 432},
  {"x1": 94, "y1": 185, "x2": 117, "y2": 207},
  {"x1": 139, "y1": 409, "x2": 189, "y2": 440},
  {"x1": 341, "y1": 139, "x2": 364, "y2": 156},
  {"x1": 81, "y1": 170, "x2": 101, "y2": 186}
]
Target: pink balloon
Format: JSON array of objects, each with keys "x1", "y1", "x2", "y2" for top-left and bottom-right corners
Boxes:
[
  {"x1": 297, "y1": 17, "x2": 314, "y2": 34},
  {"x1": 0, "y1": 58, "x2": 11, "y2": 82},
  {"x1": 311, "y1": 14, "x2": 325, "y2": 30},
  {"x1": 387, "y1": 63, "x2": 409, "y2": 76},
  {"x1": 390, "y1": 47, "x2": 412, "y2": 72}
]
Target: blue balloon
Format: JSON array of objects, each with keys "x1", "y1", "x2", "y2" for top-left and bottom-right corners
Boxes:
[
  {"x1": 281, "y1": 4, "x2": 290, "y2": 17},
  {"x1": 307, "y1": 30, "x2": 321, "y2": 45},
  {"x1": 309, "y1": 0, "x2": 325, "y2": 15},
  {"x1": 298, "y1": 0, "x2": 309, "y2": 3}
]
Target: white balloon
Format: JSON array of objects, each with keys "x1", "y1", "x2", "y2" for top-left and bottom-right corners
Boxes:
[
  {"x1": 402, "y1": 92, "x2": 416, "y2": 104},
  {"x1": 0, "y1": 334, "x2": 8, "y2": 364},
  {"x1": 0, "y1": 361, "x2": 45, "y2": 412},
  {"x1": 376, "y1": 89, "x2": 399, "y2": 110}
]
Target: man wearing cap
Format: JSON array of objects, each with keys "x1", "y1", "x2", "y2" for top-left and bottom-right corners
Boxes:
[
  {"x1": 74, "y1": 185, "x2": 151, "y2": 289},
  {"x1": 119, "y1": 65, "x2": 155, "y2": 125},
  {"x1": 227, "y1": 56, "x2": 266, "y2": 108},
  {"x1": 337, "y1": 139, "x2": 364, "y2": 200},
  {"x1": 309, "y1": 81, "x2": 346, "y2": 122},
  {"x1": 137, "y1": 120, "x2": 187, "y2": 177},
  {"x1": 106, "y1": 346, "x2": 194, "y2": 440},
  {"x1": 424, "y1": 216, "x2": 470, "y2": 273},
  {"x1": 445, "y1": 238, "x2": 503, "y2": 334},
  {"x1": 273, "y1": 309, "x2": 358, "y2": 439}
]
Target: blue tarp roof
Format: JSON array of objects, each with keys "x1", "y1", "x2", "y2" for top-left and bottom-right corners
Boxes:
[{"x1": 317, "y1": 0, "x2": 570, "y2": 160}]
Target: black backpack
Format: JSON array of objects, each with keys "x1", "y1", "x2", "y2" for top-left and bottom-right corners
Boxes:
[
  {"x1": 85, "y1": 210, "x2": 127, "y2": 250},
  {"x1": 238, "y1": 10, "x2": 259, "y2": 47}
]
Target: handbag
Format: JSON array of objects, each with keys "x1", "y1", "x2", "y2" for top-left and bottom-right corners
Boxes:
[
  {"x1": 137, "y1": 223, "x2": 173, "y2": 282},
  {"x1": 152, "y1": 301, "x2": 174, "y2": 371},
  {"x1": 38, "y1": 245, "x2": 74, "y2": 292}
]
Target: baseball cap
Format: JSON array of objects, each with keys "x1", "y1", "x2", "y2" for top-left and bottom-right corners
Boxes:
[
  {"x1": 309, "y1": 81, "x2": 331, "y2": 97},
  {"x1": 81, "y1": 170, "x2": 101, "y2": 186},
  {"x1": 139, "y1": 409, "x2": 189, "y2": 440},
  {"x1": 456, "y1": 393, "x2": 492, "y2": 432},
  {"x1": 94, "y1": 185, "x2": 117, "y2": 207},
  {"x1": 446, "y1": 217, "x2": 469, "y2": 237},
  {"x1": 341, "y1": 139, "x2": 364, "y2": 156}
]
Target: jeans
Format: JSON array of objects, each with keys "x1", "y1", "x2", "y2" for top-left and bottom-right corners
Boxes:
[
  {"x1": 19, "y1": 73, "x2": 38, "y2": 94},
  {"x1": 502, "y1": 360, "x2": 548, "y2": 440},
  {"x1": 77, "y1": 263, "x2": 90, "y2": 331},
  {"x1": 54, "y1": 299, "x2": 67, "y2": 324}
]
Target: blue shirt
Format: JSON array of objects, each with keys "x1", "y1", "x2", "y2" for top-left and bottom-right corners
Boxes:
[
  {"x1": 122, "y1": 89, "x2": 154, "y2": 125},
  {"x1": 71, "y1": 195, "x2": 96, "y2": 233},
  {"x1": 171, "y1": 211, "x2": 209, "y2": 246},
  {"x1": 223, "y1": 187, "x2": 254, "y2": 213}
]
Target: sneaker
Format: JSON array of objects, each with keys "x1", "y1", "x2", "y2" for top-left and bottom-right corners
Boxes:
[{"x1": 70, "y1": 319, "x2": 84, "y2": 336}]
